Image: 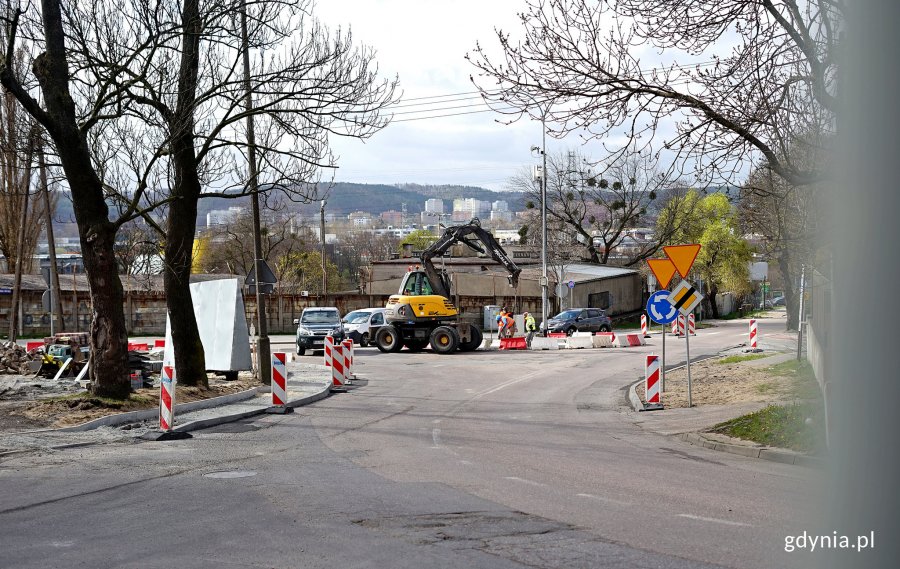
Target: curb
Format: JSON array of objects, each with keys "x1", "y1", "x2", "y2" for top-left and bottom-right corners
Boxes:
[
  {"x1": 173, "y1": 381, "x2": 332, "y2": 433},
  {"x1": 678, "y1": 432, "x2": 824, "y2": 468},
  {"x1": 57, "y1": 386, "x2": 262, "y2": 432}
]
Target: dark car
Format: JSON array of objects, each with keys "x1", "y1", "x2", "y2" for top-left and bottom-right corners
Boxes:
[
  {"x1": 546, "y1": 308, "x2": 612, "y2": 335},
  {"x1": 295, "y1": 307, "x2": 345, "y2": 355}
]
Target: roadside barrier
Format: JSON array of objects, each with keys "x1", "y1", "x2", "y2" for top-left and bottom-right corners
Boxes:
[
  {"x1": 572, "y1": 331, "x2": 593, "y2": 337},
  {"x1": 271, "y1": 352, "x2": 287, "y2": 407},
  {"x1": 678, "y1": 314, "x2": 686, "y2": 337},
  {"x1": 641, "y1": 314, "x2": 650, "y2": 337},
  {"x1": 330, "y1": 344, "x2": 346, "y2": 390},
  {"x1": 342, "y1": 339, "x2": 354, "y2": 379},
  {"x1": 592, "y1": 335, "x2": 614, "y2": 348},
  {"x1": 324, "y1": 336, "x2": 334, "y2": 367},
  {"x1": 499, "y1": 337, "x2": 527, "y2": 350},
  {"x1": 547, "y1": 332, "x2": 567, "y2": 338},
  {"x1": 613, "y1": 333, "x2": 646, "y2": 347},
  {"x1": 749, "y1": 319, "x2": 759, "y2": 350},
  {"x1": 159, "y1": 365, "x2": 176, "y2": 432},
  {"x1": 565, "y1": 335, "x2": 593, "y2": 349},
  {"x1": 688, "y1": 314, "x2": 696, "y2": 336},
  {"x1": 596, "y1": 332, "x2": 616, "y2": 344},
  {"x1": 530, "y1": 337, "x2": 559, "y2": 350},
  {"x1": 671, "y1": 319, "x2": 678, "y2": 335},
  {"x1": 154, "y1": 339, "x2": 165, "y2": 348},
  {"x1": 644, "y1": 355, "x2": 662, "y2": 409}
]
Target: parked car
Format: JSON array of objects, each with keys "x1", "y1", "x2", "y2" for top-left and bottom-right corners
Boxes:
[
  {"x1": 764, "y1": 296, "x2": 786, "y2": 309},
  {"x1": 342, "y1": 308, "x2": 387, "y2": 347},
  {"x1": 546, "y1": 308, "x2": 612, "y2": 335},
  {"x1": 294, "y1": 307, "x2": 345, "y2": 355}
]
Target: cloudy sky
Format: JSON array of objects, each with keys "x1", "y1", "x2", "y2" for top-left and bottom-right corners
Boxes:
[{"x1": 313, "y1": 0, "x2": 577, "y2": 192}]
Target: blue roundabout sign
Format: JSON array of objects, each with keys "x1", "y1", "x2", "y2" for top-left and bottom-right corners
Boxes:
[{"x1": 646, "y1": 290, "x2": 678, "y2": 324}]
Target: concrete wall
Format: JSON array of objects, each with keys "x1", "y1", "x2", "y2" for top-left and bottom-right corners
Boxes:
[{"x1": 566, "y1": 273, "x2": 643, "y2": 316}]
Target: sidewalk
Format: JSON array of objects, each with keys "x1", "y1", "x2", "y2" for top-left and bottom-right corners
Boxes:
[
  {"x1": 625, "y1": 342, "x2": 824, "y2": 468},
  {"x1": 0, "y1": 360, "x2": 334, "y2": 458}
]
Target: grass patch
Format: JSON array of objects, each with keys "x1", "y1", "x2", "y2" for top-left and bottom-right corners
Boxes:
[
  {"x1": 766, "y1": 359, "x2": 821, "y2": 400},
  {"x1": 43, "y1": 392, "x2": 157, "y2": 410},
  {"x1": 755, "y1": 382, "x2": 777, "y2": 395},
  {"x1": 710, "y1": 402, "x2": 825, "y2": 453},
  {"x1": 717, "y1": 354, "x2": 769, "y2": 364}
]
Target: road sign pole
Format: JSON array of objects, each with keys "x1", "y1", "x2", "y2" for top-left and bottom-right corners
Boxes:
[
  {"x1": 661, "y1": 323, "x2": 666, "y2": 392},
  {"x1": 685, "y1": 322, "x2": 693, "y2": 407}
]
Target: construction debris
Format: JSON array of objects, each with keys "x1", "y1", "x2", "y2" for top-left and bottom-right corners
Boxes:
[{"x1": 0, "y1": 342, "x2": 39, "y2": 375}]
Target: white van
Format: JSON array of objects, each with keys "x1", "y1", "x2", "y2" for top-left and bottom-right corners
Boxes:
[{"x1": 341, "y1": 308, "x2": 387, "y2": 347}]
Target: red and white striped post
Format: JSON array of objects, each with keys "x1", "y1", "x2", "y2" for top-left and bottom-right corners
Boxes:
[
  {"x1": 644, "y1": 355, "x2": 662, "y2": 409},
  {"x1": 677, "y1": 313, "x2": 686, "y2": 337},
  {"x1": 749, "y1": 319, "x2": 759, "y2": 350},
  {"x1": 671, "y1": 319, "x2": 678, "y2": 335},
  {"x1": 324, "y1": 335, "x2": 334, "y2": 367},
  {"x1": 159, "y1": 365, "x2": 175, "y2": 432},
  {"x1": 641, "y1": 314, "x2": 650, "y2": 338},
  {"x1": 331, "y1": 343, "x2": 347, "y2": 391},
  {"x1": 271, "y1": 352, "x2": 287, "y2": 407},
  {"x1": 341, "y1": 339, "x2": 354, "y2": 380},
  {"x1": 688, "y1": 313, "x2": 696, "y2": 336}
]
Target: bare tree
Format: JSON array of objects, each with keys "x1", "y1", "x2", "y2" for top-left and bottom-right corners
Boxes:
[
  {"x1": 0, "y1": 1, "x2": 131, "y2": 397},
  {"x1": 468, "y1": 0, "x2": 838, "y2": 187},
  {"x1": 60, "y1": 0, "x2": 399, "y2": 386},
  {"x1": 740, "y1": 163, "x2": 822, "y2": 330},
  {"x1": 510, "y1": 149, "x2": 691, "y2": 265}
]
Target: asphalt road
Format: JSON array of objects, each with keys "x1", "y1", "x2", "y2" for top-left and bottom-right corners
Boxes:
[{"x1": 0, "y1": 317, "x2": 820, "y2": 568}]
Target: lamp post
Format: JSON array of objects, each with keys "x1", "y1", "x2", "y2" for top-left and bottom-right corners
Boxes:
[
  {"x1": 537, "y1": 113, "x2": 549, "y2": 335},
  {"x1": 320, "y1": 200, "x2": 327, "y2": 297}
]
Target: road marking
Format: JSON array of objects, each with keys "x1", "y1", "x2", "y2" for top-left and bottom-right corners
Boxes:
[
  {"x1": 703, "y1": 331, "x2": 721, "y2": 336},
  {"x1": 576, "y1": 493, "x2": 632, "y2": 506},
  {"x1": 432, "y1": 428, "x2": 442, "y2": 447},
  {"x1": 432, "y1": 419, "x2": 442, "y2": 424},
  {"x1": 504, "y1": 476, "x2": 545, "y2": 487},
  {"x1": 475, "y1": 368, "x2": 547, "y2": 399},
  {"x1": 677, "y1": 514, "x2": 751, "y2": 527}
]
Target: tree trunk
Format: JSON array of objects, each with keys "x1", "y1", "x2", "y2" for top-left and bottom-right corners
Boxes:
[
  {"x1": 162, "y1": 0, "x2": 207, "y2": 388},
  {"x1": 707, "y1": 283, "x2": 720, "y2": 319},
  {"x1": 7, "y1": 0, "x2": 130, "y2": 398},
  {"x1": 778, "y1": 252, "x2": 799, "y2": 330}
]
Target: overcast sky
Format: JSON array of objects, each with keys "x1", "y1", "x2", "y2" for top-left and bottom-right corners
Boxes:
[{"x1": 313, "y1": 0, "x2": 577, "y2": 192}]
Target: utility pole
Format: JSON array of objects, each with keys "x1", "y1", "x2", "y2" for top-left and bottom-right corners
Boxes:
[
  {"x1": 540, "y1": 113, "x2": 549, "y2": 335},
  {"x1": 321, "y1": 200, "x2": 327, "y2": 297},
  {"x1": 39, "y1": 147, "x2": 64, "y2": 334},
  {"x1": 241, "y1": 0, "x2": 270, "y2": 384}
]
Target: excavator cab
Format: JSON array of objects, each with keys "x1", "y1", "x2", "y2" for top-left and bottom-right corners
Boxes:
[{"x1": 397, "y1": 267, "x2": 449, "y2": 298}]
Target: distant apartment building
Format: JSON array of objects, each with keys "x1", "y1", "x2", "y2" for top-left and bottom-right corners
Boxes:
[
  {"x1": 348, "y1": 211, "x2": 373, "y2": 227},
  {"x1": 490, "y1": 210, "x2": 514, "y2": 222},
  {"x1": 424, "y1": 198, "x2": 445, "y2": 214},
  {"x1": 206, "y1": 207, "x2": 243, "y2": 227},
  {"x1": 381, "y1": 210, "x2": 403, "y2": 225},
  {"x1": 452, "y1": 198, "x2": 491, "y2": 222},
  {"x1": 492, "y1": 200, "x2": 509, "y2": 212}
]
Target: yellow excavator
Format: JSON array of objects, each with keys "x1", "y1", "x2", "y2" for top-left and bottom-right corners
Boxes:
[{"x1": 374, "y1": 218, "x2": 521, "y2": 354}]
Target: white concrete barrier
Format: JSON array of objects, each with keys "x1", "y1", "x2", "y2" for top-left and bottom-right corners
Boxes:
[
  {"x1": 565, "y1": 335, "x2": 594, "y2": 349},
  {"x1": 530, "y1": 337, "x2": 559, "y2": 350},
  {"x1": 613, "y1": 333, "x2": 646, "y2": 347},
  {"x1": 572, "y1": 331, "x2": 593, "y2": 338},
  {"x1": 592, "y1": 335, "x2": 614, "y2": 348}
]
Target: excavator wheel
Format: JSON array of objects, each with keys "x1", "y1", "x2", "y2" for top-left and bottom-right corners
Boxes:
[
  {"x1": 375, "y1": 325, "x2": 404, "y2": 353},
  {"x1": 457, "y1": 326, "x2": 483, "y2": 352},
  {"x1": 429, "y1": 326, "x2": 459, "y2": 354}
]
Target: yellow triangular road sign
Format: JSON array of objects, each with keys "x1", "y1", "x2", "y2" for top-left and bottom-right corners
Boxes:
[
  {"x1": 663, "y1": 244, "x2": 702, "y2": 278},
  {"x1": 647, "y1": 258, "x2": 677, "y2": 289}
]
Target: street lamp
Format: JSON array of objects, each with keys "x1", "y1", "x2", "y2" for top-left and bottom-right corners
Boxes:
[
  {"x1": 531, "y1": 112, "x2": 550, "y2": 335},
  {"x1": 320, "y1": 200, "x2": 327, "y2": 297}
]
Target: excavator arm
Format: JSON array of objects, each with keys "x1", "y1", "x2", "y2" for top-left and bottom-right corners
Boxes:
[{"x1": 419, "y1": 218, "x2": 521, "y2": 298}]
